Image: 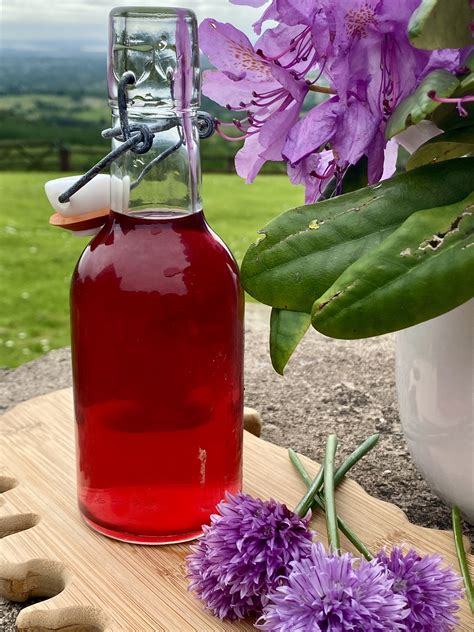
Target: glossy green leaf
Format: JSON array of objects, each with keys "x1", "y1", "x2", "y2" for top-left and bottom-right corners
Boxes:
[
  {"x1": 269, "y1": 308, "x2": 311, "y2": 375},
  {"x1": 312, "y1": 193, "x2": 474, "y2": 339},
  {"x1": 408, "y1": 0, "x2": 474, "y2": 49},
  {"x1": 407, "y1": 127, "x2": 474, "y2": 169},
  {"x1": 241, "y1": 159, "x2": 474, "y2": 312},
  {"x1": 459, "y1": 72, "x2": 474, "y2": 94},
  {"x1": 386, "y1": 71, "x2": 460, "y2": 139}
]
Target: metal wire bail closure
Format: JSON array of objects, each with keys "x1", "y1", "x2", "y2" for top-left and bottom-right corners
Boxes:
[
  {"x1": 197, "y1": 112, "x2": 216, "y2": 140},
  {"x1": 128, "y1": 124, "x2": 154, "y2": 154},
  {"x1": 58, "y1": 71, "x2": 215, "y2": 204},
  {"x1": 116, "y1": 72, "x2": 153, "y2": 154}
]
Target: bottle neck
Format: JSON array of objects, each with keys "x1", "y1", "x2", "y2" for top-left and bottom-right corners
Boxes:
[{"x1": 110, "y1": 108, "x2": 202, "y2": 216}]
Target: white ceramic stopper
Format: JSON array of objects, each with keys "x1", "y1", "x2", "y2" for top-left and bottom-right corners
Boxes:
[{"x1": 44, "y1": 174, "x2": 111, "y2": 217}]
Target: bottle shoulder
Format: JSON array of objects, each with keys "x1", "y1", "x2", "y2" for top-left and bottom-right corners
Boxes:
[{"x1": 72, "y1": 212, "x2": 240, "y2": 290}]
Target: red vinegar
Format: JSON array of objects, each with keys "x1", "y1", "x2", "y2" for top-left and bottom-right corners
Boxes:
[{"x1": 71, "y1": 210, "x2": 244, "y2": 544}]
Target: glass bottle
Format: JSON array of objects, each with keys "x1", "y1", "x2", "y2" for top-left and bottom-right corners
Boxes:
[{"x1": 70, "y1": 7, "x2": 244, "y2": 544}]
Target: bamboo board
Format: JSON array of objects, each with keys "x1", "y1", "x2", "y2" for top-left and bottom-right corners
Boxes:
[{"x1": 0, "y1": 389, "x2": 472, "y2": 631}]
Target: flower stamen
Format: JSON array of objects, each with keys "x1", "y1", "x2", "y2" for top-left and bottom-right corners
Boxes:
[
  {"x1": 428, "y1": 91, "x2": 474, "y2": 117},
  {"x1": 345, "y1": 4, "x2": 378, "y2": 39}
]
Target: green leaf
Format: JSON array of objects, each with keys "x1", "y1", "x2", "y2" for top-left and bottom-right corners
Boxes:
[
  {"x1": 269, "y1": 308, "x2": 311, "y2": 375},
  {"x1": 460, "y1": 72, "x2": 474, "y2": 94},
  {"x1": 408, "y1": 0, "x2": 474, "y2": 49},
  {"x1": 386, "y1": 70, "x2": 460, "y2": 139},
  {"x1": 241, "y1": 159, "x2": 474, "y2": 312},
  {"x1": 407, "y1": 127, "x2": 474, "y2": 169},
  {"x1": 312, "y1": 193, "x2": 474, "y2": 339}
]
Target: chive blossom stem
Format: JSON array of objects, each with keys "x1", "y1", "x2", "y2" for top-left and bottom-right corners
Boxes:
[
  {"x1": 452, "y1": 505, "x2": 474, "y2": 614},
  {"x1": 324, "y1": 434, "x2": 340, "y2": 552},
  {"x1": 320, "y1": 495, "x2": 373, "y2": 561},
  {"x1": 289, "y1": 448, "x2": 373, "y2": 561},
  {"x1": 289, "y1": 432, "x2": 379, "y2": 515},
  {"x1": 334, "y1": 434, "x2": 380, "y2": 485},
  {"x1": 293, "y1": 460, "x2": 325, "y2": 517}
]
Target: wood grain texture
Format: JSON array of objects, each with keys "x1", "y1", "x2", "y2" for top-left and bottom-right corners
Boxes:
[{"x1": 0, "y1": 389, "x2": 472, "y2": 631}]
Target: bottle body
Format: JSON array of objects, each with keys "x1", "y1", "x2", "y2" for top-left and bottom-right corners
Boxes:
[{"x1": 71, "y1": 210, "x2": 244, "y2": 543}]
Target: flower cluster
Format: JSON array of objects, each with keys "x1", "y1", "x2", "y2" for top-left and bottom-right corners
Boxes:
[
  {"x1": 257, "y1": 542, "x2": 408, "y2": 631},
  {"x1": 186, "y1": 492, "x2": 313, "y2": 620},
  {"x1": 187, "y1": 493, "x2": 463, "y2": 629},
  {"x1": 259, "y1": 544, "x2": 463, "y2": 631},
  {"x1": 376, "y1": 546, "x2": 464, "y2": 631},
  {"x1": 199, "y1": 0, "x2": 467, "y2": 201}
]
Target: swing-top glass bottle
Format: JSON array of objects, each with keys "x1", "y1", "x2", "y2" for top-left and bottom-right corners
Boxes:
[{"x1": 70, "y1": 7, "x2": 244, "y2": 544}]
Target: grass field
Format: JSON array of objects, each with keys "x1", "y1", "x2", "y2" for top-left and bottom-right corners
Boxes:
[{"x1": 0, "y1": 172, "x2": 303, "y2": 368}]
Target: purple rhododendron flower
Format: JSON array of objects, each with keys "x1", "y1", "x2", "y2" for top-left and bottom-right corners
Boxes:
[
  {"x1": 186, "y1": 492, "x2": 313, "y2": 620},
  {"x1": 257, "y1": 542, "x2": 408, "y2": 631},
  {"x1": 285, "y1": 0, "x2": 461, "y2": 186},
  {"x1": 200, "y1": 1, "x2": 468, "y2": 201},
  {"x1": 376, "y1": 546, "x2": 463, "y2": 631},
  {"x1": 287, "y1": 150, "x2": 334, "y2": 204},
  {"x1": 230, "y1": 0, "x2": 320, "y2": 34},
  {"x1": 199, "y1": 18, "x2": 308, "y2": 182}
]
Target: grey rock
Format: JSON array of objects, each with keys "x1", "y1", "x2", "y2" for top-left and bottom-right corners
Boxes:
[{"x1": 0, "y1": 347, "x2": 72, "y2": 413}]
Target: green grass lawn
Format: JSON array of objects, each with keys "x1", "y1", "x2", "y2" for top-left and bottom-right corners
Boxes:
[{"x1": 0, "y1": 171, "x2": 303, "y2": 368}]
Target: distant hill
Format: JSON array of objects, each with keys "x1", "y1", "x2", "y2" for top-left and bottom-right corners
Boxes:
[
  {"x1": 0, "y1": 49, "x2": 320, "y2": 174},
  {"x1": 0, "y1": 49, "x2": 214, "y2": 98},
  {"x1": 0, "y1": 50, "x2": 107, "y2": 98}
]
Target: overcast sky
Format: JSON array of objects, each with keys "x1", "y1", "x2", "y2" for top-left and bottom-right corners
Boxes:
[{"x1": 1, "y1": 0, "x2": 256, "y2": 51}]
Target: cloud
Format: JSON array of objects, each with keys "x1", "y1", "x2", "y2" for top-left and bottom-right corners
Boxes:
[{"x1": 1, "y1": 0, "x2": 257, "y2": 44}]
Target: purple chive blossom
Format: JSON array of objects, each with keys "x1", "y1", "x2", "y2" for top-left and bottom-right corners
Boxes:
[
  {"x1": 201, "y1": 1, "x2": 468, "y2": 202},
  {"x1": 186, "y1": 492, "x2": 313, "y2": 620},
  {"x1": 376, "y1": 546, "x2": 463, "y2": 631},
  {"x1": 257, "y1": 542, "x2": 408, "y2": 631}
]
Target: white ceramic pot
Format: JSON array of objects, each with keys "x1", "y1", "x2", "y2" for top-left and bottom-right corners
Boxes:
[{"x1": 396, "y1": 300, "x2": 474, "y2": 523}]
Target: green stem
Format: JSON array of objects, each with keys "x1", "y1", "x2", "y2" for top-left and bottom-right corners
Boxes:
[
  {"x1": 317, "y1": 494, "x2": 373, "y2": 561},
  {"x1": 308, "y1": 84, "x2": 337, "y2": 95},
  {"x1": 324, "y1": 434, "x2": 340, "y2": 552},
  {"x1": 289, "y1": 433, "x2": 379, "y2": 499},
  {"x1": 333, "y1": 434, "x2": 379, "y2": 485},
  {"x1": 293, "y1": 460, "x2": 325, "y2": 517},
  {"x1": 452, "y1": 506, "x2": 474, "y2": 614},
  {"x1": 289, "y1": 447, "x2": 316, "y2": 487},
  {"x1": 289, "y1": 437, "x2": 378, "y2": 560}
]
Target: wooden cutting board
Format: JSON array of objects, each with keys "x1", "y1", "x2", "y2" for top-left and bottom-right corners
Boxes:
[{"x1": 1, "y1": 389, "x2": 472, "y2": 631}]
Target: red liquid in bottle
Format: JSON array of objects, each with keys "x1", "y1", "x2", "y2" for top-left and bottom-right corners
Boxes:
[{"x1": 71, "y1": 210, "x2": 244, "y2": 544}]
